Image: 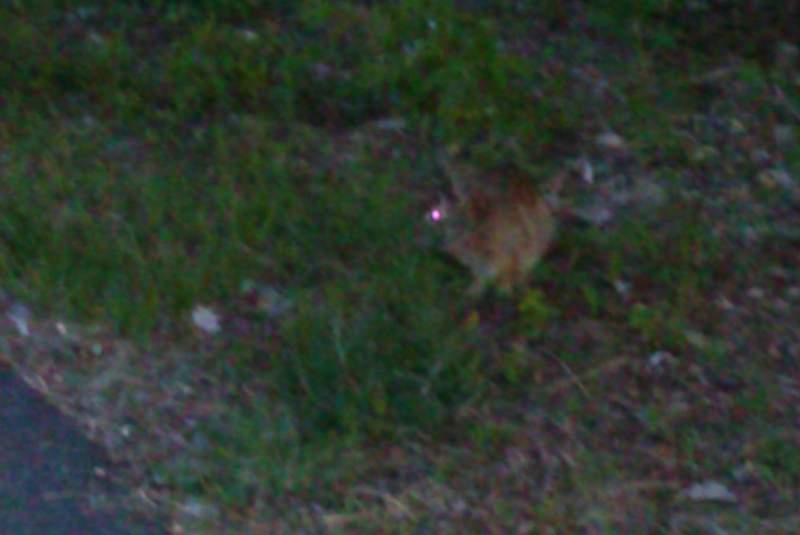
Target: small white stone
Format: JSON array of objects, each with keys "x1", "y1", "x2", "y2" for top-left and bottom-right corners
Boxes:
[{"x1": 192, "y1": 305, "x2": 221, "y2": 334}]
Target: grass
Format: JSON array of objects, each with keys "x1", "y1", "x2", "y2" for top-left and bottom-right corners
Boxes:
[{"x1": 1, "y1": 1, "x2": 798, "y2": 533}]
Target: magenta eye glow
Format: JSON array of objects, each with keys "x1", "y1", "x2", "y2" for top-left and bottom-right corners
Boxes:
[{"x1": 429, "y1": 209, "x2": 442, "y2": 221}]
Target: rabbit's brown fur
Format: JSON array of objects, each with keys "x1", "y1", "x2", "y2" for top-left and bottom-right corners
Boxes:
[{"x1": 433, "y1": 166, "x2": 562, "y2": 295}]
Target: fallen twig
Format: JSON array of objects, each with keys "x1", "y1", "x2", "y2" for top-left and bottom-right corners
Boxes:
[{"x1": 545, "y1": 355, "x2": 629, "y2": 396}]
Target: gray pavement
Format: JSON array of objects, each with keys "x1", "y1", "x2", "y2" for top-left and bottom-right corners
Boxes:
[{"x1": 0, "y1": 362, "x2": 166, "y2": 535}]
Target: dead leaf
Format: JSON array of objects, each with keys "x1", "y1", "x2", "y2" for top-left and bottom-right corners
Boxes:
[
  {"x1": 684, "y1": 330, "x2": 709, "y2": 350},
  {"x1": 746, "y1": 287, "x2": 765, "y2": 300},
  {"x1": 595, "y1": 131, "x2": 626, "y2": 151},
  {"x1": 647, "y1": 350, "x2": 676, "y2": 372},
  {"x1": 7, "y1": 302, "x2": 30, "y2": 337},
  {"x1": 683, "y1": 481, "x2": 737, "y2": 503},
  {"x1": 757, "y1": 168, "x2": 795, "y2": 190},
  {"x1": 571, "y1": 204, "x2": 614, "y2": 226},
  {"x1": 579, "y1": 158, "x2": 594, "y2": 183},
  {"x1": 689, "y1": 145, "x2": 718, "y2": 163}
]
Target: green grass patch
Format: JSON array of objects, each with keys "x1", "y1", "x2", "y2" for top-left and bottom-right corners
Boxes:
[{"x1": 1, "y1": 1, "x2": 798, "y2": 531}]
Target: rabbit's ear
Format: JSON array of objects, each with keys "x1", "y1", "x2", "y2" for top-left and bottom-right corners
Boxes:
[
  {"x1": 451, "y1": 175, "x2": 469, "y2": 203},
  {"x1": 541, "y1": 169, "x2": 569, "y2": 209},
  {"x1": 436, "y1": 147, "x2": 471, "y2": 203}
]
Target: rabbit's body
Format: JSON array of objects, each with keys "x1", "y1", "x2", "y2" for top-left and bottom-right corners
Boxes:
[{"x1": 432, "y1": 168, "x2": 562, "y2": 295}]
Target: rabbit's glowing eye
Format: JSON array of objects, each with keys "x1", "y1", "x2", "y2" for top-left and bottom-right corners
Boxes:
[{"x1": 429, "y1": 209, "x2": 443, "y2": 222}]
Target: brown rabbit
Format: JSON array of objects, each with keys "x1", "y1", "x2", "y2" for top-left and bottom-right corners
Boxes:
[{"x1": 430, "y1": 160, "x2": 565, "y2": 295}]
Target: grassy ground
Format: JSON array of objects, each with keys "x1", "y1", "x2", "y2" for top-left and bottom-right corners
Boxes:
[{"x1": 1, "y1": 1, "x2": 798, "y2": 533}]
